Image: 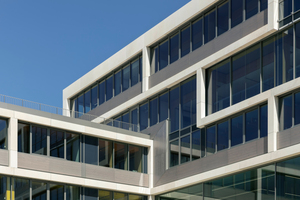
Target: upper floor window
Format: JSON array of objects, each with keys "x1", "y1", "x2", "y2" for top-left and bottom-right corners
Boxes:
[
  {"x1": 151, "y1": 0, "x2": 267, "y2": 74},
  {"x1": 279, "y1": 0, "x2": 300, "y2": 27},
  {"x1": 0, "y1": 118, "x2": 7, "y2": 150}
]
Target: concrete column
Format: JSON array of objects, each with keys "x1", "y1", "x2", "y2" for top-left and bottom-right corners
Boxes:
[
  {"x1": 268, "y1": 94, "x2": 279, "y2": 152},
  {"x1": 257, "y1": 168, "x2": 262, "y2": 200},
  {"x1": 142, "y1": 46, "x2": 151, "y2": 93},
  {"x1": 268, "y1": 0, "x2": 279, "y2": 30},
  {"x1": 148, "y1": 195, "x2": 156, "y2": 200},
  {"x1": 148, "y1": 141, "x2": 154, "y2": 189},
  {"x1": 197, "y1": 68, "x2": 206, "y2": 128},
  {"x1": 8, "y1": 117, "x2": 18, "y2": 168}
]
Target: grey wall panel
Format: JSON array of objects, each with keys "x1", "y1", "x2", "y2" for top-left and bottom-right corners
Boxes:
[
  {"x1": 0, "y1": 149, "x2": 8, "y2": 166},
  {"x1": 155, "y1": 137, "x2": 268, "y2": 186},
  {"x1": 278, "y1": 126, "x2": 300, "y2": 149},
  {"x1": 85, "y1": 163, "x2": 149, "y2": 187},
  {"x1": 49, "y1": 158, "x2": 82, "y2": 177},
  {"x1": 149, "y1": 10, "x2": 268, "y2": 88},
  {"x1": 18, "y1": 153, "x2": 50, "y2": 172},
  {"x1": 86, "y1": 82, "x2": 142, "y2": 117}
]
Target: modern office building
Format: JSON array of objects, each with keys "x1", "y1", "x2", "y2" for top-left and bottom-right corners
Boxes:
[{"x1": 0, "y1": 0, "x2": 300, "y2": 199}]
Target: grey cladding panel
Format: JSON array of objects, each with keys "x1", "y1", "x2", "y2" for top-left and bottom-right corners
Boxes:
[
  {"x1": 155, "y1": 137, "x2": 267, "y2": 186},
  {"x1": 87, "y1": 82, "x2": 142, "y2": 117},
  {"x1": 149, "y1": 10, "x2": 268, "y2": 88},
  {"x1": 278, "y1": 126, "x2": 300, "y2": 149},
  {"x1": 0, "y1": 149, "x2": 8, "y2": 166}
]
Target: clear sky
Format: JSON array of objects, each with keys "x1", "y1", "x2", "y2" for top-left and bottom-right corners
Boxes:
[{"x1": 0, "y1": 0, "x2": 190, "y2": 108}]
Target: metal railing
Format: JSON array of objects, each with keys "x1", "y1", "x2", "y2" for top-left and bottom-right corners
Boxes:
[{"x1": 0, "y1": 94, "x2": 140, "y2": 132}]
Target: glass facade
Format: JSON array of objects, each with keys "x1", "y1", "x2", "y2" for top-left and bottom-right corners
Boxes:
[
  {"x1": 151, "y1": 0, "x2": 267, "y2": 74},
  {"x1": 207, "y1": 21, "x2": 300, "y2": 115},
  {"x1": 17, "y1": 122, "x2": 147, "y2": 173},
  {"x1": 279, "y1": 0, "x2": 300, "y2": 27},
  {"x1": 72, "y1": 55, "x2": 142, "y2": 116},
  {"x1": 0, "y1": 118, "x2": 8, "y2": 150},
  {"x1": 170, "y1": 104, "x2": 267, "y2": 167}
]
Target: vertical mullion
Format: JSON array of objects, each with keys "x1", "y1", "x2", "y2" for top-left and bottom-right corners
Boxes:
[
  {"x1": 64, "y1": 132, "x2": 66, "y2": 160},
  {"x1": 260, "y1": 42, "x2": 263, "y2": 93},
  {"x1": 243, "y1": 0, "x2": 246, "y2": 21},
  {"x1": 258, "y1": 106, "x2": 261, "y2": 138},
  {"x1": 215, "y1": 124, "x2": 218, "y2": 153},
  {"x1": 229, "y1": 119, "x2": 231, "y2": 148},
  {"x1": 168, "y1": 37, "x2": 170, "y2": 66},
  {"x1": 97, "y1": 138, "x2": 99, "y2": 166},
  {"x1": 179, "y1": 136, "x2": 181, "y2": 165},
  {"x1": 229, "y1": 0, "x2": 232, "y2": 29},
  {"x1": 215, "y1": 5, "x2": 218, "y2": 39},
  {"x1": 179, "y1": 30, "x2": 181, "y2": 59},
  {"x1": 294, "y1": 23, "x2": 296, "y2": 80},
  {"x1": 202, "y1": 15, "x2": 205, "y2": 45},
  {"x1": 190, "y1": 132, "x2": 192, "y2": 162},
  {"x1": 258, "y1": 0, "x2": 260, "y2": 12},
  {"x1": 243, "y1": 113, "x2": 246, "y2": 144},
  {"x1": 230, "y1": 57, "x2": 233, "y2": 106},
  {"x1": 190, "y1": 22, "x2": 192, "y2": 52},
  {"x1": 47, "y1": 128, "x2": 50, "y2": 157},
  {"x1": 293, "y1": 93, "x2": 295, "y2": 127},
  {"x1": 29, "y1": 180, "x2": 32, "y2": 200},
  {"x1": 112, "y1": 141, "x2": 115, "y2": 169}
]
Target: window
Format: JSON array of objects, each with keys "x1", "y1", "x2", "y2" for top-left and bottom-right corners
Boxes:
[
  {"x1": 99, "y1": 81, "x2": 105, "y2": 105},
  {"x1": 50, "y1": 130, "x2": 64, "y2": 158},
  {"x1": 131, "y1": 59, "x2": 139, "y2": 86},
  {"x1": 192, "y1": 18, "x2": 203, "y2": 50},
  {"x1": 84, "y1": 90, "x2": 91, "y2": 113},
  {"x1": 18, "y1": 122, "x2": 29, "y2": 153},
  {"x1": 85, "y1": 135, "x2": 98, "y2": 165},
  {"x1": 114, "y1": 70, "x2": 122, "y2": 96},
  {"x1": 122, "y1": 65, "x2": 130, "y2": 92},
  {"x1": 114, "y1": 142, "x2": 127, "y2": 170},
  {"x1": 99, "y1": 139, "x2": 112, "y2": 167},
  {"x1": 139, "y1": 103, "x2": 149, "y2": 131},
  {"x1": 246, "y1": 0, "x2": 258, "y2": 19},
  {"x1": 159, "y1": 92, "x2": 168, "y2": 122},
  {"x1": 181, "y1": 26, "x2": 190, "y2": 57},
  {"x1": 32, "y1": 126, "x2": 47, "y2": 155},
  {"x1": 106, "y1": 75, "x2": 113, "y2": 101},
  {"x1": 91, "y1": 85, "x2": 98, "y2": 109},
  {"x1": 149, "y1": 98, "x2": 158, "y2": 126},
  {"x1": 180, "y1": 135, "x2": 191, "y2": 164},
  {"x1": 129, "y1": 145, "x2": 142, "y2": 172},
  {"x1": 217, "y1": 2, "x2": 229, "y2": 36},
  {"x1": 217, "y1": 121, "x2": 229, "y2": 151},
  {"x1": 170, "y1": 34, "x2": 179, "y2": 64},
  {"x1": 204, "y1": 9, "x2": 216, "y2": 44},
  {"x1": 66, "y1": 132, "x2": 80, "y2": 162},
  {"x1": 231, "y1": 0, "x2": 243, "y2": 28},
  {"x1": 170, "y1": 87, "x2": 180, "y2": 132}
]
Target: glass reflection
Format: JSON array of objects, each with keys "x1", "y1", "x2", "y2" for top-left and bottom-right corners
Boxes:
[
  {"x1": 114, "y1": 142, "x2": 127, "y2": 170},
  {"x1": 32, "y1": 181, "x2": 47, "y2": 200},
  {"x1": 192, "y1": 18, "x2": 203, "y2": 50},
  {"x1": 99, "y1": 139, "x2": 112, "y2": 168},
  {"x1": 245, "y1": 109, "x2": 258, "y2": 142},
  {"x1": 159, "y1": 41, "x2": 169, "y2": 70},
  {"x1": 66, "y1": 133, "x2": 80, "y2": 162},
  {"x1": 181, "y1": 27, "x2": 190, "y2": 57},
  {"x1": 129, "y1": 145, "x2": 142, "y2": 172},
  {"x1": 204, "y1": 10, "x2": 216, "y2": 44},
  {"x1": 206, "y1": 126, "x2": 216, "y2": 156},
  {"x1": 18, "y1": 122, "x2": 29, "y2": 153},
  {"x1": 50, "y1": 130, "x2": 64, "y2": 158},
  {"x1": 32, "y1": 126, "x2": 47, "y2": 155},
  {"x1": 217, "y1": 121, "x2": 228, "y2": 151},
  {"x1": 50, "y1": 184, "x2": 64, "y2": 200},
  {"x1": 85, "y1": 135, "x2": 98, "y2": 165},
  {"x1": 170, "y1": 139, "x2": 179, "y2": 167},
  {"x1": 181, "y1": 135, "x2": 191, "y2": 164},
  {"x1": 66, "y1": 185, "x2": 80, "y2": 200},
  {"x1": 231, "y1": 115, "x2": 243, "y2": 147},
  {"x1": 122, "y1": 65, "x2": 130, "y2": 92},
  {"x1": 14, "y1": 178, "x2": 30, "y2": 200},
  {"x1": 170, "y1": 34, "x2": 179, "y2": 64},
  {"x1": 217, "y1": 2, "x2": 229, "y2": 36}
]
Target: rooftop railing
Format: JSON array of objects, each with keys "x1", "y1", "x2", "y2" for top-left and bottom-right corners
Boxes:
[{"x1": 0, "y1": 94, "x2": 140, "y2": 132}]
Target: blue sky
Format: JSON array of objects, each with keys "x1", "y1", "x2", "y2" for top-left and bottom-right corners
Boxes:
[{"x1": 0, "y1": 0, "x2": 190, "y2": 108}]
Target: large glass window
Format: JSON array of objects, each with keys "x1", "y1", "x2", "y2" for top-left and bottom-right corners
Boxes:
[
  {"x1": 131, "y1": 108, "x2": 138, "y2": 132},
  {"x1": 78, "y1": 94, "x2": 84, "y2": 116},
  {"x1": 50, "y1": 184, "x2": 64, "y2": 200},
  {"x1": 85, "y1": 188, "x2": 98, "y2": 200},
  {"x1": 18, "y1": 123, "x2": 30, "y2": 153},
  {"x1": 159, "y1": 92, "x2": 168, "y2": 122},
  {"x1": 14, "y1": 178, "x2": 30, "y2": 200},
  {"x1": 122, "y1": 65, "x2": 130, "y2": 92},
  {"x1": 181, "y1": 77, "x2": 196, "y2": 128},
  {"x1": 181, "y1": 135, "x2": 191, "y2": 164},
  {"x1": 159, "y1": 40, "x2": 169, "y2": 70},
  {"x1": 296, "y1": 23, "x2": 300, "y2": 78},
  {"x1": 50, "y1": 130, "x2": 64, "y2": 158},
  {"x1": 231, "y1": 0, "x2": 243, "y2": 28},
  {"x1": 139, "y1": 103, "x2": 148, "y2": 131},
  {"x1": 207, "y1": 59, "x2": 230, "y2": 114},
  {"x1": 170, "y1": 139, "x2": 179, "y2": 167},
  {"x1": 150, "y1": 98, "x2": 158, "y2": 126},
  {"x1": 280, "y1": 94, "x2": 293, "y2": 130},
  {"x1": 206, "y1": 126, "x2": 216, "y2": 155},
  {"x1": 99, "y1": 190, "x2": 112, "y2": 200},
  {"x1": 232, "y1": 44, "x2": 260, "y2": 105},
  {"x1": 192, "y1": 130, "x2": 201, "y2": 160},
  {"x1": 217, "y1": 121, "x2": 229, "y2": 151},
  {"x1": 0, "y1": 119, "x2": 7, "y2": 150},
  {"x1": 91, "y1": 85, "x2": 98, "y2": 110},
  {"x1": 204, "y1": 9, "x2": 216, "y2": 44},
  {"x1": 131, "y1": 59, "x2": 139, "y2": 86},
  {"x1": 261, "y1": 0, "x2": 268, "y2": 11},
  {"x1": 114, "y1": 142, "x2": 127, "y2": 170},
  {"x1": 98, "y1": 139, "x2": 112, "y2": 168},
  {"x1": 66, "y1": 185, "x2": 80, "y2": 200},
  {"x1": 170, "y1": 34, "x2": 179, "y2": 64},
  {"x1": 114, "y1": 70, "x2": 122, "y2": 96},
  {"x1": 85, "y1": 135, "x2": 98, "y2": 165},
  {"x1": 231, "y1": 115, "x2": 243, "y2": 147},
  {"x1": 129, "y1": 145, "x2": 142, "y2": 172},
  {"x1": 66, "y1": 132, "x2": 80, "y2": 162},
  {"x1": 32, "y1": 181, "x2": 47, "y2": 200},
  {"x1": 106, "y1": 76, "x2": 113, "y2": 101},
  {"x1": 192, "y1": 18, "x2": 203, "y2": 51},
  {"x1": 262, "y1": 38, "x2": 275, "y2": 92},
  {"x1": 84, "y1": 90, "x2": 91, "y2": 113},
  {"x1": 217, "y1": 2, "x2": 229, "y2": 36},
  {"x1": 245, "y1": 109, "x2": 259, "y2": 142},
  {"x1": 32, "y1": 126, "x2": 47, "y2": 155},
  {"x1": 260, "y1": 105, "x2": 268, "y2": 138},
  {"x1": 170, "y1": 87, "x2": 180, "y2": 132},
  {"x1": 99, "y1": 81, "x2": 105, "y2": 105},
  {"x1": 181, "y1": 27, "x2": 190, "y2": 57}
]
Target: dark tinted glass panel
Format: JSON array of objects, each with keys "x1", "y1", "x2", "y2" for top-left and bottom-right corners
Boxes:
[
  {"x1": 279, "y1": 0, "x2": 292, "y2": 20},
  {"x1": 140, "y1": 103, "x2": 148, "y2": 131},
  {"x1": 295, "y1": 0, "x2": 300, "y2": 12},
  {"x1": 114, "y1": 70, "x2": 122, "y2": 96},
  {"x1": 181, "y1": 77, "x2": 196, "y2": 128},
  {"x1": 131, "y1": 108, "x2": 138, "y2": 132},
  {"x1": 114, "y1": 116, "x2": 122, "y2": 128},
  {"x1": 192, "y1": 18, "x2": 203, "y2": 50},
  {"x1": 122, "y1": 112, "x2": 130, "y2": 130},
  {"x1": 296, "y1": 23, "x2": 300, "y2": 78},
  {"x1": 181, "y1": 135, "x2": 191, "y2": 164},
  {"x1": 217, "y1": 2, "x2": 229, "y2": 36},
  {"x1": 245, "y1": 109, "x2": 258, "y2": 141},
  {"x1": 78, "y1": 94, "x2": 84, "y2": 116},
  {"x1": 84, "y1": 90, "x2": 91, "y2": 113},
  {"x1": 131, "y1": 59, "x2": 139, "y2": 86},
  {"x1": 0, "y1": 119, "x2": 7, "y2": 149},
  {"x1": 150, "y1": 98, "x2": 158, "y2": 126},
  {"x1": 99, "y1": 139, "x2": 112, "y2": 167},
  {"x1": 106, "y1": 76, "x2": 113, "y2": 101},
  {"x1": 129, "y1": 145, "x2": 142, "y2": 172},
  {"x1": 159, "y1": 41, "x2": 169, "y2": 70},
  {"x1": 181, "y1": 27, "x2": 190, "y2": 57},
  {"x1": 140, "y1": 57, "x2": 143, "y2": 82},
  {"x1": 66, "y1": 133, "x2": 80, "y2": 162},
  {"x1": 66, "y1": 185, "x2": 80, "y2": 200},
  {"x1": 99, "y1": 81, "x2": 105, "y2": 105},
  {"x1": 232, "y1": 45, "x2": 260, "y2": 104},
  {"x1": 262, "y1": 37, "x2": 275, "y2": 91},
  {"x1": 32, "y1": 181, "x2": 47, "y2": 200},
  {"x1": 85, "y1": 188, "x2": 98, "y2": 200},
  {"x1": 206, "y1": 126, "x2": 216, "y2": 155},
  {"x1": 261, "y1": 0, "x2": 268, "y2": 11},
  {"x1": 260, "y1": 105, "x2": 268, "y2": 138},
  {"x1": 204, "y1": 10, "x2": 216, "y2": 43},
  {"x1": 153, "y1": 47, "x2": 159, "y2": 73},
  {"x1": 231, "y1": 115, "x2": 243, "y2": 146},
  {"x1": 85, "y1": 135, "x2": 98, "y2": 165},
  {"x1": 122, "y1": 65, "x2": 130, "y2": 92},
  {"x1": 207, "y1": 60, "x2": 230, "y2": 114},
  {"x1": 91, "y1": 86, "x2": 97, "y2": 109},
  {"x1": 192, "y1": 130, "x2": 201, "y2": 160},
  {"x1": 170, "y1": 34, "x2": 179, "y2": 64},
  {"x1": 280, "y1": 95, "x2": 293, "y2": 130},
  {"x1": 99, "y1": 190, "x2": 112, "y2": 200},
  {"x1": 114, "y1": 142, "x2": 127, "y2": 170},
  {"x1": 159, "y1": 93, "x2": 169, "y2": 122},
  {"x1": 246, "y1": 0, "x2": 258, "y2": 19},
  {"x1": 170, "y1": 87, "x2": 180, "y2": 132},
  {"x1": 14, "y1": 178, "x2": 30, "y2": 200},
  {"x1": 231, "y1": 0, "x2": 243, "y2": 28},
  {"x1": 32, "y1": 126, "x2": 47, "y2": 155},
  {"x1": 50, "y1": 130, "x2": 64, "y2": 158},
  {"x1": 115, "y1": 192, "x2": 127, "y2": 200},
  {"x1": 217, "y1": 121, "x2": 229, "y2": 151},
  {"x1": 295, "y1": 92, "x2": 300, "y2": 126},
  {"x1": 18, "y1": 123, "x2": 29, "y2": 153},
  {"x1": 129, "y1": 194, "x2": 144, "y2": 200},
  {"x1": 50, "y1": 184, "x2": 64, "y2": 200},
  {"x1": 170, "y1": 139, "x2": 179, "y2": 167}
]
